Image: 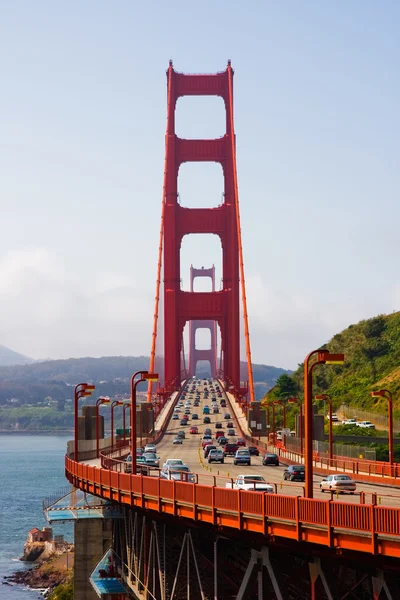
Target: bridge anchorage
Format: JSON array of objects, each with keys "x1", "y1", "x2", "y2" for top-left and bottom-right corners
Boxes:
[{"x1": 63, "y1": 62, "x2": 400, "y2": 600}]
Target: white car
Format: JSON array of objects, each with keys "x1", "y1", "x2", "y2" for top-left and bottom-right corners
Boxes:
[
  {"x1": 357, "y1": 421, "x2": 375, "y2": 429},
  {"x1": 320, "y1": 474, "x2": 356, "y2": 493},
  {"x1": 226, "y1": 475, "x2": 274, "y2": 493},
  {"x1": 342, "y1": 419, "x2": 357, "y2": 426},
  {"x1": 162, "y1": 458, "x2": 185, "y2": 469},
  {"x1": 327, "y1": 413, "x2": 339, "y2": 422},
  {"x1": 144, "y1": 443, "x2": 156, "y2": 453}
]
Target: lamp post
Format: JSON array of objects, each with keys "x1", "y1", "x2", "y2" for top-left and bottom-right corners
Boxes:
[
  {"x1": 371, "y1": 389, "x2": 394, "y2": 466},
  {"x1": 111, "y1": 401, "x2": 124, "y2": 449},
  {"x1": 74, "y1": 383, "x2": 95, "y2": 462},
  {"x1": 130, "y1": 371, "x2": 159, "y2": 476},
  {"x1": 96, "y1": 396, "x2": 111, "y2": 457},
  {"x1": 273, "y1": 400, "x2": 287, "y2": 429},
  {"x1": 266, "y1": 401, "x2": 276, "y2": 442},
  {"x1": 122, "y1": 403, "x2": 131, "y2": 442},
  {"x1": 304, "y1": 350, "x2": 344, "y2": 498},
  {"x1": 288, "y1": 397, "x2": 303, "y2": 455},
  {"x1": 315, "y1": 393, "x2": 334, "y2": 462}
]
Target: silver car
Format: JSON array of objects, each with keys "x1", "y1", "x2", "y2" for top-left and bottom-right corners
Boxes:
[
  {"x1": 320, "y1": 474, "x2": 356, "y2": 494},
  {"x1": 160, "y1": 465, "x2": 196, "y2": 483}
]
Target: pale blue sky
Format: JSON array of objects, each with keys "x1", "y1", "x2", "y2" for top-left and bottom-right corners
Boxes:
[{"x1": 0, "y1": 1, "x2": 399, "y2": 369}]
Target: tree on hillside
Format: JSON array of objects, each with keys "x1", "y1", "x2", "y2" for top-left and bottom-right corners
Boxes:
[{"x1": 274, "y1": 374, "x2": 297, "y2": 399}]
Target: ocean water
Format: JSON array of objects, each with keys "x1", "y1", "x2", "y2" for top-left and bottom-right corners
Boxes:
[{"x1": 0, "y1": 435, "x2": 73, "y2": 598}]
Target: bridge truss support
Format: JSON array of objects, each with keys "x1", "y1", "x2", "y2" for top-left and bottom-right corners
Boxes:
[{"x1": 110, "y1": 506, "x2": 399, "y2": 600}]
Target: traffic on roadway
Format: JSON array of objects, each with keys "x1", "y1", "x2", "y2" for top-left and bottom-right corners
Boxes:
[{"x1": 118, "y1": 377, "x2": 400, "y2": 507}]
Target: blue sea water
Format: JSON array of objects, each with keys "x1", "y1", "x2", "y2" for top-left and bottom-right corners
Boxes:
[{"x1": 0, "y1": 435, "x2": 73, "y2": 599}]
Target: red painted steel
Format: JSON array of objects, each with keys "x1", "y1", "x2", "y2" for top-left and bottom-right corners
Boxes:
[
  {"x1": 188, "y1": 265, "x2": 218, "y2": 377},
  {"x1": 65, "y1": 455, "x2": 400, "y2": 557},
  {"x1": 163, "y1": 63, "x2": 241, "y2": 392}
]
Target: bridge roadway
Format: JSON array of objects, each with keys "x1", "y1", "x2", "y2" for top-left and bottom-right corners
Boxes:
[{"x1": 152, "y1": 378, "x2": 400, "y2": 507}]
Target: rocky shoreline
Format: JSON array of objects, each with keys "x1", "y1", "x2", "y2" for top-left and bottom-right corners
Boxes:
[{"x1": 3, "y1": 544, "x2": 74, "y2": 596}]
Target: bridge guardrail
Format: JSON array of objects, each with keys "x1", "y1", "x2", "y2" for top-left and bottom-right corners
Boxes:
[{"x1": 65, "y1": 454, "x2": 400, "y2": 558}]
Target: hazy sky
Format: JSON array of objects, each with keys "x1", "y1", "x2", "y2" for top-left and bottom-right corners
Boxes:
[{"x1": 0, "y1": 2, "x2": 399, "y2": 370}]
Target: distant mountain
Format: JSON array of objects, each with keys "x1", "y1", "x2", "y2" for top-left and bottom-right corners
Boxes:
[
  {"x1": 0, "y1": 345, "x2": 34, "y2": 367},
  {"x1": 0, "y1": 355, "x2": 290, "y2": 402}
]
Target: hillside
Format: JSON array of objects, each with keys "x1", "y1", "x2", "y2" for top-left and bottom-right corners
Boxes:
[
  {"x1": 263, "y1": 312, "x2": 400, "y2": 417},
  {"x1": 0, "y1": 355, "x2": 290, "y2": 406},
  {"x1": 0, "y1": 345, "x2": 34, "y2": 366}
]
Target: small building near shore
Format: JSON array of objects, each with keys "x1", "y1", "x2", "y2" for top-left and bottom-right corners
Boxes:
[{"x1": 28, "y1": 527, "x2": 52, "y2": 543}]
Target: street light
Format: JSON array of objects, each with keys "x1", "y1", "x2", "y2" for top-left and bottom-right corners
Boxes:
[
  {"x1": 288, "y1": 397, "x2": 303, "y2": 455},
  {"x1": 371, "y1": 389, "x2": 394, "y2": 466},
  {"x1": 315, "y1": 393, "x2": 334, "y2": 462},
  {"x1": 96, "y1": 396, "x2": 111, "y2": 458},
  {"x1": 111, "y1": 400, "x2": 125, "y2": 449},
  {"x1": 122, "y1": 403, "x2": 131, "y2": 442},
  {"x1": 273, "y1": 400, "x2": 287, "y2": 429},
  {"x1": 304, "y1": 350, "x2": 344, "y2": 498},
  {"x1": 266, "y1": 401, "x2": 276, "y2": 442},
  {"x1": 130, "y1": 371, "x2": 159, "y2": 476},
  {"x1": 74, "y1": 383, "x2": 95, "y2": 462}
]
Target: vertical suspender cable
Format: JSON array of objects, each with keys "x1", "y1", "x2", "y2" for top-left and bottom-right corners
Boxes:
[
  {"x1": 227, "y1": 64, "x2": 255, "y2": 404},
  {"x1": 147, "y1": 64, "x2": 173, "y2": 402}
]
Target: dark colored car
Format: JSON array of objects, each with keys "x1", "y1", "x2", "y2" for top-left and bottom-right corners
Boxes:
[
  {"x1": 227, "y1": 429, "x2": 235, "y2": 436},
  {"x1": 215, "y1": 422, "x2": 222, "y2": 429},
  {"x1": 248, "y1": 446, "x2": 260, "y2": 456},
  {"x1": 284, "y1": 465, "x2": 305, "y2": 481},
  {"x1": 262, "y1": 453, "x2": 279, "y2": 466},
  {"x1": 226, "y1": 421, "x2": 234, "y2": 428},
  {"x1": 217, "y1": 436, "x2": 228, "y2": 446},
  {"x1": 180, "y1": 419, "x2": 187, "y2": 426},
  {"x1": 223, "y1": 443, "x2": 238, "y2": 456},
  {"x1": 203, "y1": 416, "x2": 211, "y2": 424},
  {"x1": 224, "y1": 413, "x2": 231, "y2": 420},
  {"x1": 192, "y1": 413, "x2": 198, "y2": 420}
]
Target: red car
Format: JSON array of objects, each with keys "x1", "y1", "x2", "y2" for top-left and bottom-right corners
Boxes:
[
  {"x1": 189, "y1": 426, "x2": 198, "y2": 434},
  {"x1": 236, "y1": 438, "x2": 246, "y2": 447},
  {"x1": 182, "y1": 415, "x2": 189, "y2": 421},
  {"x1": 215, "y1": 431, "x2": 225, "y2": 439},
  {"x1": 227, "y1": 421, "x2": 234, "y2": 428}
]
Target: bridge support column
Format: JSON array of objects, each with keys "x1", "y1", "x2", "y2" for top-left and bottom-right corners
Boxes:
[
  {"x1": 309, "y1": 558, "x2": 334, "y2": 600},
  {"x1": 236, "y1": 547, "x2": 283, "y2": 600},
  {"x1": 372, "y1": 569, "x2": 393, "y2": 600}
]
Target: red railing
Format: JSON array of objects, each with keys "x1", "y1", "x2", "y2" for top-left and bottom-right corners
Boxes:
[{"x1": 65, "y1": 454, "x2": 400, "y2": 558}]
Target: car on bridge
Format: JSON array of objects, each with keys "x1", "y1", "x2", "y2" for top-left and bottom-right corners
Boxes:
[
  {"x1": 226, "y1": 475, "x2": 273, "y2": 493},
  {"x1": 189, "y1": 426, "x2": 198, "y2": 434},
  {"x1": 172, "y1": 414, "x2": 179, "y2": 420},
  {"x1": 142, "y1": 452, "x2": 160, "y2": 467},
  {"x1": 172, "y1": 437, "x2": 183, "y2": 444},
  {"x1": 234, "y1": 449, "x2": 251, "y2": 466},
  {"x1": 224, "y1": 413, "x2": 231, "y2": 419},
  {"x1": 204, "y1": 445, "x2": 217, "y2": 458},
  {"x1": 180, "y1": 419, "x2": 187, "y2": 426},
  {"x1": 177, "y1": 431, "x2": 185, "y2": 439},
  {"x1": 191, "y1": 413, "x2": 198, "y2": 420},
  {"x1": 204, "y1": 428, "x2": 212, "y2": 435},
  {"x1": 202, "y1": 437, "x2": 213, "y2": 449},
  {"x1": 223, "y1": 443, "x2": 238, "y2": 456},
  {"x1": 248, "y1": 446, "x2": 260, "y2": 456},
  {"x1": 320, "y1": 474, "x2": 356, "y2": 493},
  {"x1": 227, "y1": 429, "x2": 235, "y2": 436},
  {"x1": 217, "y1": 436, "x2": 228, "y2": 446},
  {"x1": 226, "y1": 421, "x2": 234, "y2": 428},
  {"x1": 215, "y1": 422, "x2": 222, "y2": 429},
  {"x1": 144, "y1": 444, "x2": 156, "y2": 453},
  {"x1": 203, "y1": 416, "x2": 211, "y2": 424},
  {"x1": 160, "y1": 465, "x2": 196, "y2": 483},
  {"x1": 215, "y1": 431, "x2": 225, "y2": 439},
  {"x1": 236, "y1": 438, "x2": 246, "y2": 447},
  {"x1": 262, "y1": 453, "x2": 279, "y2": 466},
  {"x1": 208, "y1": 449, "x2": 224, "y2": 463},
  {"x1": 163, "y1": 459, "x2": 185, "y2": 469},
  {"x1": 283, "y1": 465, "x2": 305, "y2": 482}
]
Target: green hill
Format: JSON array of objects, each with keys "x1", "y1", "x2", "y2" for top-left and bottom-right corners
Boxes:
[{"x1": 263, "y1": 312, "x2": 400, "y2": 418}]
